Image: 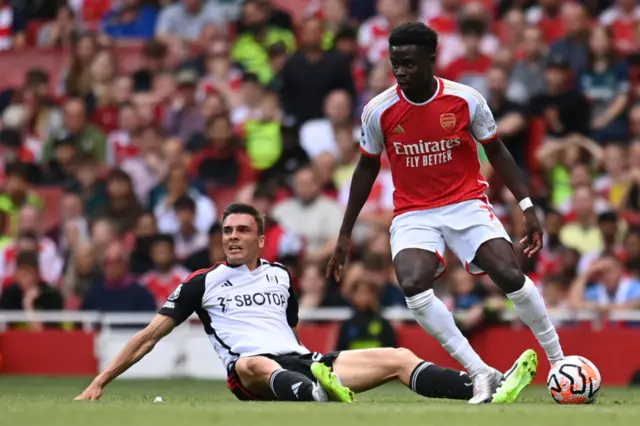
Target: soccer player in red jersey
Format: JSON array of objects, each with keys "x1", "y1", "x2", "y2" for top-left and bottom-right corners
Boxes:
[{"x1": 328, "y1": 22, "x2": 565, "y2": 403}]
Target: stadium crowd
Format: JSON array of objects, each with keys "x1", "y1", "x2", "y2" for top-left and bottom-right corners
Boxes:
[{"x1": 0, "y1": 0, "x2": 640, "y2": 340}]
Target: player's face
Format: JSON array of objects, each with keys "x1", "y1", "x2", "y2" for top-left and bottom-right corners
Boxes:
[
  {"x1": 222, "y1": 213, "x2": 265, "y2": 265},
  {"x1": 389, "y1": 45, "x2": 433, "y2": 92}
]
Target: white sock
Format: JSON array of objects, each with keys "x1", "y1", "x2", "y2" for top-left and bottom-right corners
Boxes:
[
  {"x1": 507, "y1": 276, "x2": 564, "y2": 364},
  {"x1": 406, "y1": 289, "x2": 489, "y2": 376}
]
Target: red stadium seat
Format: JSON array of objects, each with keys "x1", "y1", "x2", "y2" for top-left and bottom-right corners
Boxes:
[
  {"x1": 26, "y1": 20, "x2": 48, "y2": 47},
  {"x1": 81, "y1": 0, "x2": 112, "y2": 23},
  {"x1": 0, "y1": 48, "x2": 70, "y2": 91}
]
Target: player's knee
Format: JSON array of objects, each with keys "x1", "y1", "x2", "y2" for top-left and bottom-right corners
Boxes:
[
  {"x1": 399, "y1": 277, "x2": 433, "y2": 297},
  {"x1": 495, "y1": 266, "x2": 525, "y2": 293},
  {"x1": 393, "y1": 347, "x2": 419, "y2": 365},
  {"x1": 236, "y1": 357, "x2": 277, "y2": 380}
]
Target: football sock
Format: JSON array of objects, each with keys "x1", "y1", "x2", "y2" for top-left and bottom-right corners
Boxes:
[
  {"x1": 405, "y1": 289, "x2": 489, "y2": 376},
  {"x1": 506, "y1": 276, "x2": 564, "y2": 364},
  {"x1": 408, "y1": 361, "x2": 474, "y2": 400},
  {"x1": 269, "y1": 369, "x2": 320, "y2": 401}
]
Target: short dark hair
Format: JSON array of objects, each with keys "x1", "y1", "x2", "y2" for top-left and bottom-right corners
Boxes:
[
  {"x1": 0, "y1": 128, "x2": 22, "y2": 148},
  {"x1": 388, "y1": 22, "x2": 438, "y2": 54},
  {"x1": 153, "y1": 233, "x2": 175, "y2": 248},
  {"x1": 174, "y1": 195, "x2": 196, "y2": 212},
  {"x1": 334, "y1": 26, "x2": 358, "y2": 42},
  {"x1": 17, "y1": 230, "x2": 39, "y2": 243},
  {"x1": 222, "y1": 203, "x2": 264, "y2": 235},
  {"x1": 459, "y1": 19, "x2": 486, "y2": 37},
  {"x1": 16, "y1": 250, "x2": 39, "y2": 270},
  {"x1": 242, "y1": 72, "x2": 261, "y2": 85},
  {"x1": 4, "y1": 162, "x2": 30, "y2": 181}
]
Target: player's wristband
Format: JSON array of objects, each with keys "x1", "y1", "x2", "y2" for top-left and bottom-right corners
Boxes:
[{"x1": 519, "y1": 197, "x2": 534, "y2": 211}]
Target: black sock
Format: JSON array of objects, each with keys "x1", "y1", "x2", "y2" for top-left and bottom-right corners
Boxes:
[
  {"x1": 408, "y1": 362, "x2": 474, "y2": 400},
  {"x1": 269, "y1": 369, "x2": 316, "y2": 401}
]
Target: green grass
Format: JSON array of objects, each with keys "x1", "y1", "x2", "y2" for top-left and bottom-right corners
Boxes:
[{"x1": 0, "y1": 377, "x2": 639, "y2": 426}]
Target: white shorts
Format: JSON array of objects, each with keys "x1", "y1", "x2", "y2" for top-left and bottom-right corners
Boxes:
[{"x1": 389, "y1": 199, "x2": 511, "y2": 278}]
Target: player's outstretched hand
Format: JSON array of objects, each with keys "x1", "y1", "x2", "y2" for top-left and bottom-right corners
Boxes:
[
  {"x1": 327, "y1": 235, "x2": 350, "y2": 282},
  {"x1": 74, "y1": 382, "x2": 103, "y2": 401},
  {"x1": 520, "y1": 208, "x2": 543, "y2": 258}
]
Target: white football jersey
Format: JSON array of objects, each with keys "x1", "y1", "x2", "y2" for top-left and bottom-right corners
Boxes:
[{"x1": 159, "y1": 259, "x2": 308, "y2": 370}]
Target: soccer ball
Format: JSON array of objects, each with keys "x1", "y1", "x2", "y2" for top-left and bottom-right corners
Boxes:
[{"x1": 547, "y1": 356, "x2": 601, "y2": 404}]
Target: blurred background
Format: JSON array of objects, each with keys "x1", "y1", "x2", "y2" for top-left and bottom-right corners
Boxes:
[{"x1": 0, "y1": 0, "x2": 639, "y2": 385}]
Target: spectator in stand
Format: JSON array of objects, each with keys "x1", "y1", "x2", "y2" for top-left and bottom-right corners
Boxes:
[
  {"x1": 309, "y1": 0, "x2": 351, "y2": 50},
  {"x1": 0, "y1": 163, "x2": 44, "y2": 232},
  {"x1": 333, "y1": 125, "x2": 359, "y2": 190},
  {"x1": 0, "y1": 251, "x2": 63, "y2": 325},
  {"x1": 231, "y1": 73, "x2": 265, "y2": 127},
  {"x1": 578, "y1": 211, "x2": 625, "y2": 273},
  {"x1": 272, "y1": 166, "x2": 343, "y2": 263},
  {"x1": 232, "y1": 0, "x2": 296, "y2": 85},
  {"x1": 594, "y1": 144, "x2": 629, "y2": 210},
  {"x1": 183, "y1": 221, "x2": 224, "y2": 271},
  {"x1": 244, "y1": 91, "x2": 285, "y2": 172},
  {"x1": 0, "y1": 68, "x2": 51, "y2": 115},
  {"x1": 560, "y1": 186, "x2": 604, "y2": 255},
  {"x1": 298, "y1": 262, "x2": 348, "y2": 308},
  {"x1": 252, "y1": 185, "x2": 303, "y2": 264},
  {"x1": 599, "y1": 0, "x2": 640, "y2": 56},
  {"x1": 47, "y1": 191, "x2": 90, "y2": 257},
  {"x1": 0, "y1": 129, "x2": 41, "y2": 185},
  {"x1": 121, "y1": 125, "x2": 169, "y2": 206},
  {"x1": 101, "y1": 0, "x2": 158, "y2": 40},
  {"x1": 0, "y1": 0, "x2": 26, "y2": 51},
  {"x1": 342, "y1": 251, "x2": 405, "y2": 307},
  {"x1": 281, "y1": 17, "x2": 354, "y2": 126},
  {"x1": 132, "y1": 39, "x2": 168, "y2": 93},
  {"x1": 336, "y1": 279, "x2": 396, "y2": 351},
  {"x1": 525, "y1": 0, "x2": 564, "y2": 45},
  {"x1": 37, "y1": 3, "x2": 79, "y2": 48},
  {"x1": 43, "y1": 97, "x2": 107, "y2": 164},
  {"x1": 106, "y1": 102, "x2": 141, "y2": 167},
  {"x1": 549, "y1": 2, "x2": 591, "y2": 76},
  {"x1": 530, "y1": 56, "x2": 591, "y2": 141},
  {"x1": 86, "y1": 49, "x2": 121, "y2": 130},
  {"x1": 155, "y1": 0, "x2": 226, "y2": 46},
  {"x1": 486, "y1": 66, "x2": 528, "y2": 169},
  {"x1": 356, "y1": 62, "x2": 393, "y2": 117},
  {"x1": 581, "y1": 26, "x2": 631, "y2": 144},
  {"x1": 358, "y1": 0, "x2": 415, "y2": 67},
  {"x1": 60, "y1": 241, "x2": 101, "y2": 306},
  {"x1": 81, "y1": 241, "x2": 156, "y2": 312},
  {"x1": 569, "y1": 252, "x2": 640, "y2": 311},
  {"x1": 18, "y1": 84, "x2": 63, "y2": 150},
  {"x1": 441, "y1": 19, "x2": 492, "y2": 97},
  {"x1": 162, "y1": 68, "x2": 205, "y2": 144},
  {"x1": 153, "y1": 165, "x2": 216, "y2": 234},
  {"x1": 129, "y1": 212, "x2": 158, "y2": 275},
  {"x1": 68, "y1": 154, "x2": 107, "y2": 218},
  {"x1": 623, "y1": 227, "x2": 640, "y2": 266},
  {"x1": 537, "y1": 209, "x2": 566, "y2": 278},
  {"x1": 191, "y1": 114, "x2": 254, "y2": 188},
  {"x1": 61, "y1": 33, "x2": 100, "y2": 98},
  {"x1": 171, "y1": 195, "x2": 208, "y2": 262},
  {"x1": 508, "y1": 25, "x2": 548, "y2": 105},
  {"x1": 139, "y1": 234, "x2": 190, "y2": 307},
  {"x1": 631, "y1": 104, "x2": 640, "y2": 141},
  {"x1": 0, "y1": 205, "x2": 62, "y2": 286},
  {"x1": 444, "y1": 266, "x2": 487, "y2": 337},
  {"x1": 195, "y1": 40, "x2": 243, "y2": 107},
  {"x1": 92, "y1": 169, "x2": 144, "y2": 234},
  {"x1": 299, "y1": 89, "x2": 354, "y2": 161},
  {"x1": 91, "y1": 216, "x2": 120, "y2": 254}
]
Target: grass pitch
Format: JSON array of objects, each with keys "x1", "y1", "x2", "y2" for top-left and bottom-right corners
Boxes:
[{"x1": 1, "y1": 377, "x2": 639, "y2": 426}]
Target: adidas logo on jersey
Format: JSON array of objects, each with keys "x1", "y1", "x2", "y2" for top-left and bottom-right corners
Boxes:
[
  {"x1": 221, "y1": 280, "x2": 233, "y2": 287},
  {"x1": 392, "y1": 124, "x2": 405, "y2": 134}
]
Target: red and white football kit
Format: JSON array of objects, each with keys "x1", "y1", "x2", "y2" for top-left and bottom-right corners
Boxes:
[{"x1": 359, "y1": 77, "x2": 510, "y2": 277}]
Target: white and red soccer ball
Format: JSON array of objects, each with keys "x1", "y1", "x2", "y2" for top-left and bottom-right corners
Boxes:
[{"x1": 547, "y1": 356, "x2": 602, "y2": 404}]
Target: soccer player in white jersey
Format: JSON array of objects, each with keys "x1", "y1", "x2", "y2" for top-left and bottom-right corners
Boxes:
[
  {"x1": 76, "y1": 203, "x2": 537, "y2": 403},
  {"x1": 328, "y1": 22, "x2": 565, "y2": 404}
]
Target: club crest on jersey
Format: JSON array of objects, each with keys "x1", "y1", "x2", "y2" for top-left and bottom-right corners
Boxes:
[
  {"x1": 168, "y1": 284, "x2": 183, "y2": 301},
  {"x1": 266, "y1": 274, "x2": 279, "y2": 284},
  {"x1": 440, "y1": 113, "x2": 456, "y2": 132}
]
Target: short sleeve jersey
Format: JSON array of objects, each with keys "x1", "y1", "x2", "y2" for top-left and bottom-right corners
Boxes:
[
  {"x1": 359, "y1": 77, "x2": 498, "y2": 215},
  {"x1": 158, "y1": 260, "x2": 308, "y2": 370}
]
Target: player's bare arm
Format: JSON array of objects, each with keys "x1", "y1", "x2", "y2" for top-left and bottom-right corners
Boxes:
[
  {"x1": 75, "y1": 314, "x2": 177, "y2": 400},
  {"x1": 327, "y1": 154, "x2": 381, "y2": 281},
  {"x1": 483, "y1": 138, "x2": 543, "y2": 257}
]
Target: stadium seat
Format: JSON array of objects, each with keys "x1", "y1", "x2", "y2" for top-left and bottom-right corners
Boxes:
[
  {"x1": 0, "y1": 48, "x2": 70, "y2": 90},
  {"x1": 34, "y1": 186, "x2": 64, "y2": 231}
]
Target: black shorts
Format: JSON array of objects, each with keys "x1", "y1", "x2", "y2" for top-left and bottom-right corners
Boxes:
[{"x1": 227, "y1": 351, "x2": 342, "y2": 401}]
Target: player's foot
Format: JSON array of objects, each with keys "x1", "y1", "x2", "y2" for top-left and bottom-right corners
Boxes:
[
  {"x1": 468, "y1": 368, "x2": 502, "y2": 404},
  {"x1": 310, "y1": 362, "x2": 354, "y2": 403},
  {"x1": 491, "y1": 349, "x2": 538, "y2": 404}
]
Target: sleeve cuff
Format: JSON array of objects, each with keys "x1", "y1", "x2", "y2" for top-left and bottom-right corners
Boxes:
[
  {"x1": 359, "y1": 145, "x2": 382, "y2": 158},
  {"x1": 478, "y1": 134, "x2": 498, "y2": 145}
]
